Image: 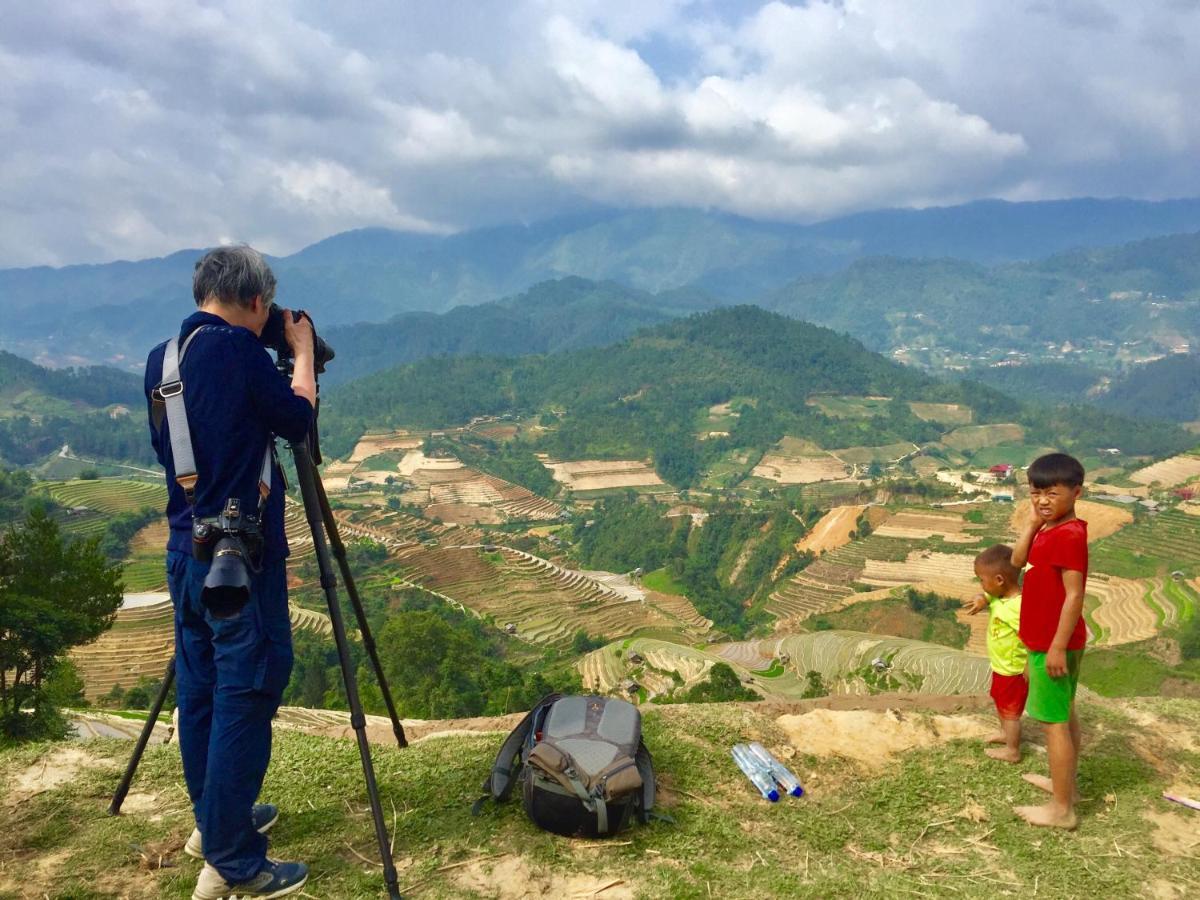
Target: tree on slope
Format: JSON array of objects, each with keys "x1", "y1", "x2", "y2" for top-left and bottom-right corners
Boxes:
[{"x1": 0, "y1": 508, "x2": 122, "y2": 740}]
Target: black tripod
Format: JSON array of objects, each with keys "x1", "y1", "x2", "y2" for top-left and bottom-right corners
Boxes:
[{"x1": 109, "y1": 430, "x2": 408, "y2": 900}]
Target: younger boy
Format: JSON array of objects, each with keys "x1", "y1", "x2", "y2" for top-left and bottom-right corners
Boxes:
[
  {"x1": 964, "y1": 544, "x2": 1027, "y2": 763},
  {"x1": 1011, "y1": 452, "x2": 1089, "y2": 829}
]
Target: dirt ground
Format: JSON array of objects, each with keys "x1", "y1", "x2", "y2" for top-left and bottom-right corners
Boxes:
[
  {"x1": 775, "y1": 708, "x2": 992, "y2": 769},
  {"x1": 796, "y1": 505, "x2": 867, "y2": 554},
  {"x1": 752, "y1": 454, "x2": 851, "y2": 484},
  {"x1": 453, "y1": 854, "x2": 635, "y2": 899}
]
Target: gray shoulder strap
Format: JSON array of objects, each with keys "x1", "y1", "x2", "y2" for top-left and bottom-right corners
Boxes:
[{"x1": 160, "y1": 327, "x2": 273, "y2": 507}]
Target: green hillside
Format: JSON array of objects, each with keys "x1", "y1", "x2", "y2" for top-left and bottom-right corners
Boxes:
[
  {"x1": 320, "y1": 307, "x2": 1191, "y2": 483},
  {"x1": 0, "y1": 351, "x2": 151, "y2": 467}
]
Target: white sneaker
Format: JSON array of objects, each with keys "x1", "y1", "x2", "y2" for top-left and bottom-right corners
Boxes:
[
  {"x1": 191, "y1": 859, "x2": 308, "y2": 899},
  {"x1": 184, "y1": 804, "x2": 280, "y2": 860}
]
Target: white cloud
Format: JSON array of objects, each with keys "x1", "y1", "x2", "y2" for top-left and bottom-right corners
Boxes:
[{"x1": 0, "y1": 0, "x2": 1197, "y2": 266}]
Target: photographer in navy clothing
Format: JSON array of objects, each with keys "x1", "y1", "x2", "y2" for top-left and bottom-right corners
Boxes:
[{"x1": 144, "y1": 246, "x2": 315, "y2": 900}]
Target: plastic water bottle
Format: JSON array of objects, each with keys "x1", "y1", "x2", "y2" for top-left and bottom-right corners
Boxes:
[
  {"x1": 732, "y1": 744, "x2": 779, "y2": 802},
  {"x1": 747, "y1": 741, "x2": 805, "y2": 798}
]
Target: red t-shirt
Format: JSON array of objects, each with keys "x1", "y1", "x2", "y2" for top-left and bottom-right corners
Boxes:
[{"x1": 1019, "y1": 518, "x2": 1089, "y2": 652}]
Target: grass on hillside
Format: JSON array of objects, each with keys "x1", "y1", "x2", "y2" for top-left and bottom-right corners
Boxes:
[
  {"x1": 2, "y1": 699, "x2": 1198, "y2": 898},
  {"x1": 1080, "y1": 640, "x2": 1200, "y2": 698},
  {"x1": 810, "y1": 598, "x2": 971, "y2": 650},
  {"x1": 642, "y1": 567, "x2": 686, "y2": 596}
]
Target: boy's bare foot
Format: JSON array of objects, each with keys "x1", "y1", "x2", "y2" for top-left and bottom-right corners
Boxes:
[
  {"x1": 1022, "y1": 773, "x2": 1080, "y2": 802},
  {"x1": 985, "y1": 746, "x2": 1021, "y2": 763},
  {"x1": 1014, "y1": 802, "x2": 1077, "y2": 829},
  {"x1": 984, "y1": 732, "x2": 1006, "y2": 745}
]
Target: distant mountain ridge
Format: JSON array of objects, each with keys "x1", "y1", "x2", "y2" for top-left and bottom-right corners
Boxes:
[{"x1": 5, "y1": 196, "x2": 1200, "y2": 368}]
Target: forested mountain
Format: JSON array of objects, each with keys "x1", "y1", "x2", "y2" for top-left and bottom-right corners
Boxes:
[
  {"x1": 320, "y1": 307, "x2": 1192, "y2": 486},
  {"x1": 5, "y1": 197, "x2": 1200, "y2": 368},
  {"x1": 769, "y1": 231, "x2": 1200, "y2": 360},
  {"x1": 321, "y1": 278, "x2": 714, "y2": 384},
  {"x1": 1101, "y1": 355, "x2": 1200, "y2": 422},
  {"x1": 0, "y1": 351, "x2": 149, "y2": 466}
]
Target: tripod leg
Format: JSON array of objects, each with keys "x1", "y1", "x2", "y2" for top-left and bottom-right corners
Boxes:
[
  {"x1": 291, "y1": 439, "x2": 403, "y2": 900},
  {"x1": 109, "y1": 656, "x2": 175, "y2": 816},
  {"x1": 312, "y1": 471, "x2": 407, "y2": 748}
]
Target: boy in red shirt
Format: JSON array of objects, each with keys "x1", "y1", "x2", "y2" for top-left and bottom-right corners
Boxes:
[{"x1": 1011, "y1": 453, "x2": 1088, "y2": 829}]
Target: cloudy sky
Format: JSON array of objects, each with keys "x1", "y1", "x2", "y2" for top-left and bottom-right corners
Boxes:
[{"x1": 2, "y1": 0, "x2": 1198, "y2": 267}]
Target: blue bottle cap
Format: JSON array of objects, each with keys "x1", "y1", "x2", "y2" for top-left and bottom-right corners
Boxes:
[{"x1": 767, "y1": 788, "x2": 780, "y2": 802}]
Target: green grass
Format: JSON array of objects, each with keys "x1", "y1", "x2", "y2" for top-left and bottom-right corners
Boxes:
[
  {"x1": 642, "y1": 567, "x2": 686, "y2": 596},
  {"x1": 806, "y1": 395, "x2": 891, "y2": 419},
  {"x1": 750, "y1": 659, "x2": 785, "y2": 677},
  {"x1": 1165, "y1": 579, "x2": 1197, "y2": 623},
  {"x1": 1081, "y1": 644, "x2": 1200, "y2": 697},
  {"x1": 358, "y1": 451, "x2": 406, "y2": 472},
  {"x1": 965, "y1": 443, "x2": 1054, "y2": 468},
  {"x1": 3, "y1": 700, "x2": 1199, "y2": 898}
]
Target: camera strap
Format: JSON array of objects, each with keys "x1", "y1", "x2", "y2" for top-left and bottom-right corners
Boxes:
[{"x1": 157, "y1": 326, "x2": 273, "y2": 509}]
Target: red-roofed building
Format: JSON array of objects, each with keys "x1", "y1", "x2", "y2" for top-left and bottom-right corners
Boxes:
[{"x1": 989, "y1": 464, "x2": 1015, "y2": 479}]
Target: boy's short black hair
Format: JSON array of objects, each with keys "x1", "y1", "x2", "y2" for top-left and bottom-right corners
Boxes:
[
  {"x1": 975, "y1": 544, "x2": 1014, "y2": 570},
  {"x1": 1027, "y1": 452, "x2": 1085, "y2": 489}
]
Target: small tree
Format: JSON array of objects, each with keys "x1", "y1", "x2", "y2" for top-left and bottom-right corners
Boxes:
[{"x1": 0, "y1": 508, "x2": 123, "y2": 740}]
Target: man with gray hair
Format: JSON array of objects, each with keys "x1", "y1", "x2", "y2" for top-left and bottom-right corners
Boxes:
[{"x1": 144, "y1": 245, "x2": 314, "y2": 898}]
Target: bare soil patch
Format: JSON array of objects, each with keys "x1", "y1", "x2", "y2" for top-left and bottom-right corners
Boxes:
[
  {"x1": 4, "y1": 747, "x2": 106, "y2": 806},
  {"x1": 544, "y1": 459, "x2": 664, "y2": 491},
  {"x1": 453, "y1": 853, "x2": 635, "y2": 899},
  {"x1": 796, "y1": 505, "x2": 866, "y2": 554},
  {"x1": 776, "y1": 708, "x2": 990, "y2": 769},
  {"x1": 875, "y1": 510, "x2": 973, "y2": 542},
  {"x1": 1131, "y1": 454, "x2": 1200, "y2": 487},
  {"x1": 753, "y1": 454, "x2": 849, "y2": 484},
  {"x1": 349, "y1": 431, "x2": 422, "y2": 463}
]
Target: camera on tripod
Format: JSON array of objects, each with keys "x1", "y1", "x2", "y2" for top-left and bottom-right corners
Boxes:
[
  {"x1": 192, "y1": 497, "x2": 264, "y2": 619},
  {"x1": 260, "y1": 305, "x2": 335, "y2": 375}
]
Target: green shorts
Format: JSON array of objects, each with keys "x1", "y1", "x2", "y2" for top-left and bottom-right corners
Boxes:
[{"x1": 1026, "y1": 650, "x2": 1083, "y2": 724}]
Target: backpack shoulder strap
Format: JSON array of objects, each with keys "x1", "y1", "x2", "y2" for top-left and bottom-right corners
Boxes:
[
  {"x1": 156, "y1": 328, "x2": 209, "y2": 504},
  {"x1": 472, "y1": 692, "x2": 562, "y2": 815},
  {"x1": 153, "y1": 326, "x2": 275, "y2": 507}
]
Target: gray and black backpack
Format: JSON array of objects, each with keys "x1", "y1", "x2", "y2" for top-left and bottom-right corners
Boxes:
[{"x1": 474, "y1": 693, "x2": 658, "y2": 837}]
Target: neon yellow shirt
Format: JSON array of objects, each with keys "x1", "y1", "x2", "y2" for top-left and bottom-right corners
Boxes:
[{"x1": 987, "y1": 592, "x2": 1027, "y2": 676}]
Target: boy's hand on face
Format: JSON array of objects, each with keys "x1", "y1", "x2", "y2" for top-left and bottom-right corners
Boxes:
[
  {"x1": 1045, "y1": 647, "x2": 1068, "y2": 678},
  {"x1": 963, "y1": 593, "x2": 988, "y2": 615}
]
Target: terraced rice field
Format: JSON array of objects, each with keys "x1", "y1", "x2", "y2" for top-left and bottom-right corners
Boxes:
[
  {"x1": 42, "y1": 479, "x2": 166, "y2": 514},
  {"x1": 860, "y1": 551, "x2": 976, "y2": 588},
  {"x1": 1130, "y1": 453, "x2": 1200, "y2": 487},
  {"x1": 941, "y1": 423, "x2": 1025, "y2": 451},
  {"x1": 584, "y1": 631, "x2": 991, "y2": 701},
  {"x1": 767, "y1": 556, "x2": 862, "y2": 622},
  {"x1": 1087, "y1": 575, "x2": 1158, "y2": 646},
  {"x1": 72, "y1": 597, "x2": 334, "y2": 700},
  {"x1": 71, "y1": 599, "x2": 175, "y2": 700},
  {"x1": 542, "y1": 458, "x2": 665, "y2": 492},
  {"x1": 874, "y1": 510, "x2": 977, "y2": 543},
  {"x1": 909, "y1": 402, "x2": 973, "y2": 425},
  {"x1": 396, "y1": 545, "x2": 709, "y2": 648},
  {"x1": 831, "y1": 442, "x2": 919, "y2": 465},
  {"x1": 1092, "y1": 509, "x2": 1200, "y2": 578}
]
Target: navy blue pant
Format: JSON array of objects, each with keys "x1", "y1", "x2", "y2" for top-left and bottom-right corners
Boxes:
[{"x1": 167, "y1": 550, "x2": 294, "y2": 884}]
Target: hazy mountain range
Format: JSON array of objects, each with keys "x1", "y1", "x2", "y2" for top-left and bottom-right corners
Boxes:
[{"x1": 4, "y1": 196, "x2": 1200, "y2": 369}]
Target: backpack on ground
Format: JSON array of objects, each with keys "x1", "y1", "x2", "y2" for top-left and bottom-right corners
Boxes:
[{"x1": 474, "y1": 693, "x2": 658, "y2": 837}]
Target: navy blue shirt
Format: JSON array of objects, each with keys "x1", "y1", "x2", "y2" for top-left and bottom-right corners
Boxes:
[{"x1": 145, "y1": 311, "x2": 314, "y2": 565}]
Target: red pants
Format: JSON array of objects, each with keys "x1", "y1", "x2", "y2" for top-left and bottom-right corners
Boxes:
[{"x1": 990, "y1": 672, "x2": 1028, "y2": 720}]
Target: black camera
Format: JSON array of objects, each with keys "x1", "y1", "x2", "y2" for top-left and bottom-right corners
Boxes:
[
  {"x1": 193, "y1": 498, "x2": 264, "y2": 619},
  {"x1": 261, "y1": 305, "x2": 335, "y2": 375}
]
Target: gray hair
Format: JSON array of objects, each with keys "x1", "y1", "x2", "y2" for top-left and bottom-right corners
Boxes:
[{"x1": 192, "y1": 245, "x2": 277, "y2": 308}]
